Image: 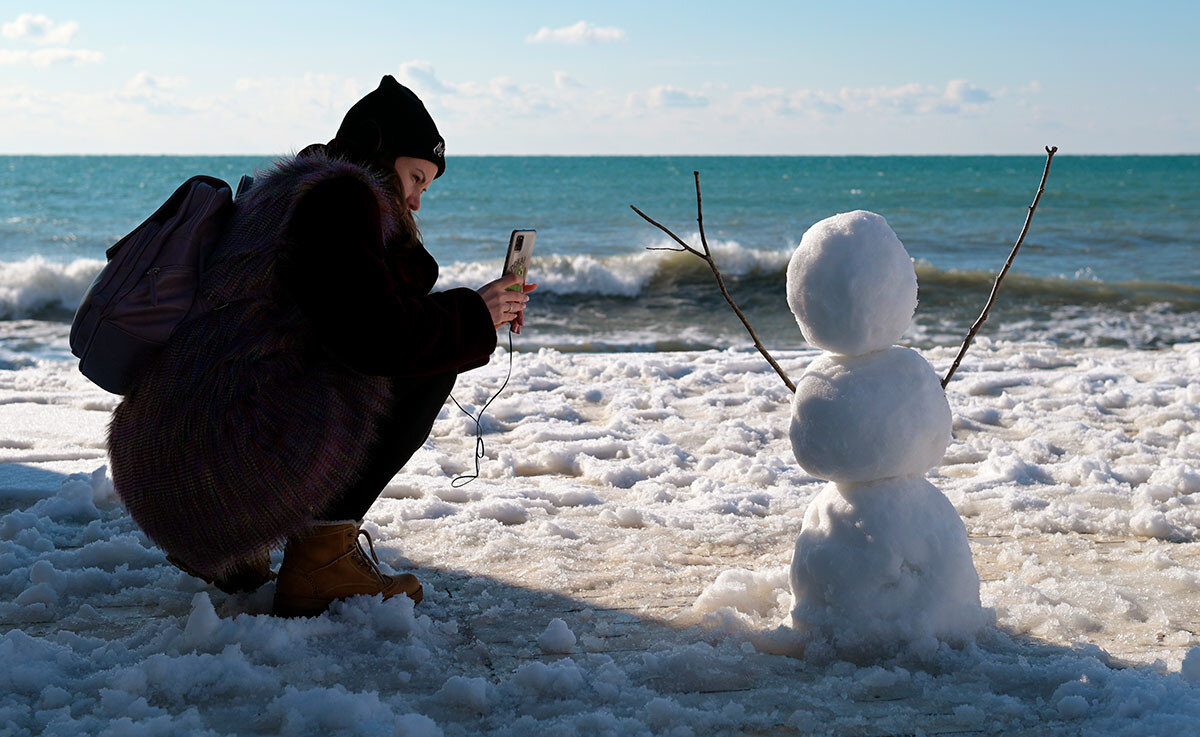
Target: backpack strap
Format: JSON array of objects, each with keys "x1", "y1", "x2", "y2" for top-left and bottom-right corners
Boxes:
[
  {"x1": 236, "y1": 175, "x2": 255, "y2": 199},
  {"x1": 104, "y1": 175, "x2": 229, "y2": 260}
]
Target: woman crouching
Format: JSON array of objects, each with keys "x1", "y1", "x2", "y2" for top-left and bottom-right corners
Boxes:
[{"x1": 108, "y1": 76, "x2": 533, "y2": 617}]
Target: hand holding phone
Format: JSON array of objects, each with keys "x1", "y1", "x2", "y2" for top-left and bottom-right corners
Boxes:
[{"x1": 502, "y1": 229, "x2": 536, "y2": 333}]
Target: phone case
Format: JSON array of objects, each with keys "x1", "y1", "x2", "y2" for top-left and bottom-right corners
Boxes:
[
  {"x1": 503, "y1": 229, "x2": 536, "y2": 292},
  {"x1": 502, "y1": 230, "x2": 535, "y2": 333}
]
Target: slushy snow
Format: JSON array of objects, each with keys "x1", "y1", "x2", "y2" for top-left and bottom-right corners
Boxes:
[
  {"x1": 3, "y1": 339, "x2": 1200, "y2": 735},
  {"x1": 789, "y1": 346, "x2": 952, "y2": 483},
  {"x1": 786, "y1": 210, "x2": 917, "y2": 356}
]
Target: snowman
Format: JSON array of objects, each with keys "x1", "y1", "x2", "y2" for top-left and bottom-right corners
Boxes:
[{"x1": 785, "y1": 210, "x2": 986, "y2": 657}]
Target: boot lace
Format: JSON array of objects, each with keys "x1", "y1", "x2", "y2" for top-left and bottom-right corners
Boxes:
[{"x1": 355, "y1": 529, "x2": 387, "y2": 581}]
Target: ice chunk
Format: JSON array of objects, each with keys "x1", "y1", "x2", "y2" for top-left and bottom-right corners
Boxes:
[
  {"x1": 790, "y1": 477, "x2": 985, "y2": 656},
  {"x1": 786, "y1": 210, "x2": 917, "y2": 356},
  {"x1": 511, "y1": 659, "x2": 586, "y2": 698},
  {"x1": 1130, "y1": 508, "x2": 1174, "y2": 539},
  {"x1": 1182, "y1": 647, "x2": 1200, "y2": 682},
  {"x1": 692, "y1": 567, "x2": 790, "y2": 619},
  {"x1": 537, "y1": 618, "x2": 577, "y2": 653},
  {"x1": 268, "y1": 685, "x2": 398, "y2": 735},
  {"x1": 433, "y1": 675, "x2": 492, "y2": 713},
  {"x1": 474, "y1": 499, "x2": 529, "y2": 525},
  {"x1": 181, "y1": 592, "x2": 222, "y2": 650},
  {"x1": 1057, "y1": 694, "x2": 1089, "y2": 719},
  {"x1": 395, "y1": 713, "x2": 444, "y2": 737},
  {"x1": 790, "y1": 347, "x2": 951, "y2": 483}
]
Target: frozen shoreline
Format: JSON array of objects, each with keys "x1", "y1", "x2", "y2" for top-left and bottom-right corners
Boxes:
[{"x1": 2, "y1": 340, "x2": 1199, "y2": 735}]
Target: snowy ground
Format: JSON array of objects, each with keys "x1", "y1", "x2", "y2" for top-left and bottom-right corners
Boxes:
[{"x1": 3, "y1": 336, "x2": 1200, "y2": 736}]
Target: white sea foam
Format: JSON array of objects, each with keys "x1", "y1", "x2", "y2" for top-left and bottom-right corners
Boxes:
[
  {"x1": 0, "y1": 243, "x2": 792, "y2": 320},
  {"x1": 0, "y1": 257, "x2": 103, "y2": 319}
]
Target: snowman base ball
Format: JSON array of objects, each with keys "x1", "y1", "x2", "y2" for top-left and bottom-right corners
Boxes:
[{"x1": 790, "y1": 476, "x2": 986, "y2": 657}]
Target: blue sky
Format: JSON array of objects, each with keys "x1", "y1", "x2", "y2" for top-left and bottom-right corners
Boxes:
[{"x1": 1, "y1": 1, "x2": 1196, "y2": 154}]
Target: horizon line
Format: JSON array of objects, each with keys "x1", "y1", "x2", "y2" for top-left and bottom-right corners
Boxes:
[{"x1": 2, "y1": 151, "x2": 1197, "y2": 157}]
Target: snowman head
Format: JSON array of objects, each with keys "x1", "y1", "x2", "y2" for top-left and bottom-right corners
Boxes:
[{"x1": 787, "y1": 211, "x2": 917, "y2": 357}]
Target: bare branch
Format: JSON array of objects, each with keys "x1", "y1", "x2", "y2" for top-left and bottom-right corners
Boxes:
[
  {"x1": 941, "y1": 145, "x2": 1058, "y2": 388},
  {"x1": 694, "y1": 172, "x2": 712, "y2": 258},
  {"x1": 631, "y1": 173, "x2": 797, "y2": 393},
  {"x1": 629, "y1": 204, "x2": 703, "y2": 257}
]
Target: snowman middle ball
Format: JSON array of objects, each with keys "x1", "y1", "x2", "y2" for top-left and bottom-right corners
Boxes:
[{"x1": 790, "y1": 346, "x2": 951, "y2": 483}]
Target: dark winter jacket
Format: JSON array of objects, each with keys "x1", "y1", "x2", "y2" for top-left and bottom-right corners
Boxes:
[
  {"x1": 108, "y1": 151, "x2": 494, "y2": 578},
  {"x1": 282, "y1": 165, "x2": 494, "y2": 376}
]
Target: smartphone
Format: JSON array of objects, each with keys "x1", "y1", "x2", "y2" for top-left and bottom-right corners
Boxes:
[{"x1": 502, "y1": 229, "x2": 535, "y2": 333}]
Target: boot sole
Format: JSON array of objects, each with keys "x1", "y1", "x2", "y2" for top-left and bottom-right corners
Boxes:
[
  {"x1": 272, "y1": 595, "x2": 333, "y2": 618},
  {"x1": 273, "y1": 586, "x2": 423, "y2": 618}
]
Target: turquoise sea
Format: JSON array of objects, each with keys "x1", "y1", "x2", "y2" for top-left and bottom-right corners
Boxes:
[{"x1": 1, "y1": 155, "x2": 1197, "y2": 358}]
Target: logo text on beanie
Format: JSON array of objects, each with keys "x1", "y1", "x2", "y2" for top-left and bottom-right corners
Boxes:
[{"x1": 433, "y1": 141, "x2": 445, "y2": 158}]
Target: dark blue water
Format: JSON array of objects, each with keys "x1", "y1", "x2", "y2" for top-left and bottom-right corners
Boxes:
[{"x1": 2, "y1": 155, "x2": 1197, "y2": 352}]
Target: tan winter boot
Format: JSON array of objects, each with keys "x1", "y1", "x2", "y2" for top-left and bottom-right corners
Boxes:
[{"x1": 272, "y1": 520, "x2": 423, "y2": 618}]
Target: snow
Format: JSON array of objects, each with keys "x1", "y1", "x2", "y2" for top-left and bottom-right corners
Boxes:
[
  {"x1": 788, "y1": 346, "x2": 952, "y2": 483},
  {"x1": 2, "y1": 335, "x2": 1200, "y2": 734},
  {"x1": 785, "y1": 210, "x2": 917, "y2": 356},
  {"x1": 537, "y1": 618, "x2": 577, "y2": 653},
  {"x1": 1182, "y1": 647, "x2": 1200, "y2": 683},
  {"x1": 789, "y1": 477, "x2": 987, "y2": 657}
]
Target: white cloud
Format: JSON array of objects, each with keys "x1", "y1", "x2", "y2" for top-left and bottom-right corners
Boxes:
[
  {"x1": 0, "y1": 72, "x2": 372, "y2": 153},
  {"x1": 0, "y1": 65, "x2": 1017, "y2": 155},
  {"x1": 737, "y1": 86, "x2": 842, "y2": 116},
  {"x1": 1, "y1": 13, "x2": 101, "y2": 67},
  {"x1": 124, "y1": 72, "x2": 186, "y2": 96},
  {"x1": 838, "y1": 82, "x2": 930, "y2": 112},
  {"x1": 832, "y1": 80, "x2": 994, "y2": 114},
  {"x1": 227, "y1": 73, "x2": 366, "y2": 123},
  {"x1": 732, "y1": 79, "x2": 996, "y2": 119},
  {"x1": 526, "y1": 21, "x2": 626, "y2": 45},
  {"x1": 0, "y1": 47, "x2": 102, "y2": 66},
  {"x1": 399, "y1": 60, "x2": 451, "y2": 95},
  {"x1": 1021, "y1": 80, "x2": 1043, "y2": 95},
  {"x1": 945, "y1": 79, "x2": 992, "y2": 104},
  {"x1": 554, "y1": 70, "x2": 582, "y2": 89},
  {"x1": 2, "y1": 13, "x2": 78, "y2": 45},
  {"x1": 118, "y1": 72, "x2": 194, "y2": 114},
  {"x1": 488, "y1": 76, "x2": 521, "y2": 98},
  {"x1": 399, "y1": 62, "x2": 520, "y2": 103},
  {"x1": 647, "y1": 85, "x2": 709, "y2": 108}
]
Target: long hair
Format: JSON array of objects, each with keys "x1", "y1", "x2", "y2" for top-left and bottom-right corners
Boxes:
[{"x1": 375, "y1": 162, "x2": 423, "y2": 250}]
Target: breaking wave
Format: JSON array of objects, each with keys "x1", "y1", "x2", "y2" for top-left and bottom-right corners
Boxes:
[
  {"x1": 0, "y1": 256, "x2": 103, "y2": 320},
  {"x1": 3, "y1": 243, "x2": 1199, "y2": 323},
  {"x1": 435, "y1": 237, "x2": 790, "y2": 297}
]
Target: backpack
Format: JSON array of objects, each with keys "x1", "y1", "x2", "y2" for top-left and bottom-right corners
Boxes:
[{"x1": 70, "y1": 174, "x2": 253, "y2": 394}]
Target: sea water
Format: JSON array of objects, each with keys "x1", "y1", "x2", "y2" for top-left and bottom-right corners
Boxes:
[{"x1": 1, "y1": 155, "x2": 1197, "y2": 362}]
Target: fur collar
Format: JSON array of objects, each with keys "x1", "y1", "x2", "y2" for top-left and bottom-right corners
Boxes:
[{"x1": 245, "y1": 147, "x2": 404, "y2": 242}]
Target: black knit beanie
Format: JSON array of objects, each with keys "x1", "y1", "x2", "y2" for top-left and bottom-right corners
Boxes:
[{"x1": 330, "y1": 75, "x2": 446, "y2": 178}]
